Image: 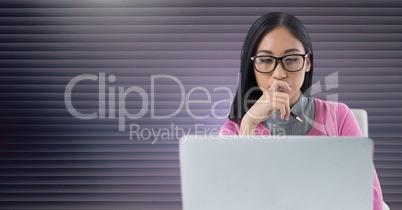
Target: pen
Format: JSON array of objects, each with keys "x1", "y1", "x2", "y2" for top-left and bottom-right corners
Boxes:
[
  {"x1": 290, "y1": 112, "x2": 303, "y2": 122},
  {"x1": 273, "y1": 89, "x2": 302, "y2": 122}
]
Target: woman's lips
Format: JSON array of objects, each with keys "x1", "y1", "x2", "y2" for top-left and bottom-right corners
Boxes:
[
  {"x1": 277, "y1": 86, "x2": 291, "y2": 92},
  {"x1": 277, "y1": 87, "x2": 286, "y2": 92},
  {"x1": 267, "y1": 84, "x2": 292, "y2": 92}
]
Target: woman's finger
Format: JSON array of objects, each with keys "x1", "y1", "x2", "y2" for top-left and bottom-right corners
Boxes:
[
  {"x1": 269, "y1": 80, "x2": 292, "y2": 92},
  {"x1": 270, "y1": 91, "x2": 290, "y2": 120}
]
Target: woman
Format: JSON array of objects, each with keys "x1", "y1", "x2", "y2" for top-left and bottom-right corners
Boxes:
[{"x1": 220, "y1": 12, "x2": 383, "y2": 210}]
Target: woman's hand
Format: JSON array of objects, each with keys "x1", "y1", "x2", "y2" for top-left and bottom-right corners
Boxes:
[{"x1": 240, "y1": 81, "x2": 291, "y2": 135}]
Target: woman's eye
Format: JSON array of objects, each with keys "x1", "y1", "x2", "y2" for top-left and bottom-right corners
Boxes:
[
  {"x1": 285, "y1": 57, "x2": 299, "y2": 62},
  {"x1": 259, "y1": 58, "x2": 274, "y2": 63}
]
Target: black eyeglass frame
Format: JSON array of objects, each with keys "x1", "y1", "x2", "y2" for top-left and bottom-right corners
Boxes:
[{"x1": 251, "y1": 53, "x2": 310, "y2": 73}]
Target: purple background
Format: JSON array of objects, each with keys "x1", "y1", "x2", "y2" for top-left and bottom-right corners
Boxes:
[{"x1": 1, "y1": 0, "x2": 402, "y2": 209}]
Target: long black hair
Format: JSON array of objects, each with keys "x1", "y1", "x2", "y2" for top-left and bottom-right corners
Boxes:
[{"x1": 228, "y1": 12, "x2": 314, "y2": 120}]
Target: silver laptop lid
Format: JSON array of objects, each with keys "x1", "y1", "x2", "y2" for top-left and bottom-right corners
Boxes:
[{"x1": 180, "y1": 135, "x2": 374, "y2": 210}]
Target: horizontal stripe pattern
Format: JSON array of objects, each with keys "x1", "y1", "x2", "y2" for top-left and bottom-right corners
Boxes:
[{"x1": 1, "y1": 0, "x2": 402, "y2": 209}]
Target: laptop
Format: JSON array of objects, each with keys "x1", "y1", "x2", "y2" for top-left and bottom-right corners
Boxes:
[{"x1": 179, "y1": 135, "x2": 374, "y2": 210}]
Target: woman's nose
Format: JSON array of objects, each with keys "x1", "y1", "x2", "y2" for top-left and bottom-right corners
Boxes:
[{"x1": 272, "y1": 62, "x2": 288, "y2": 79}]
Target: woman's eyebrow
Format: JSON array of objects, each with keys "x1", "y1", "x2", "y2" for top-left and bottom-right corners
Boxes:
[
  {"x1": 256, "y1": 50, "x2": 273, "y2": 54},
  {"x1": 256, "y1": 48, "x2": 301, "y2": 55},
  {"x1": 284, "y1": 48, "x2": 301, "y2": 54}
]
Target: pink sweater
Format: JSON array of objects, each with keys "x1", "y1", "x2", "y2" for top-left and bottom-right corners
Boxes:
[{"x1": 220, "y1": 98, "x2": 383, "y2": 210}]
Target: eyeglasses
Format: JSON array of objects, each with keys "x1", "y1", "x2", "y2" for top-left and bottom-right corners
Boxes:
[{"x1": 251, "y1": 54, "x2": 310, "y2": 73}]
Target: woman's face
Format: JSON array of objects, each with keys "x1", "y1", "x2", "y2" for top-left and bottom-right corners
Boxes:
[{"x1": 254, "y1": 26, "x2": 311, "y2": 106}]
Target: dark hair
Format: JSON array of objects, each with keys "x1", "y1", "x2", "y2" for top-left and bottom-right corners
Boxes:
[{"x1": 228, "y1": 12, "x2": 314, "y2": 120}]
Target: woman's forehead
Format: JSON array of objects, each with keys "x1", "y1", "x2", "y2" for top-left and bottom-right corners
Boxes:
[{"x1": 257, "y1": 27, "x2": 304, "y2": 55}]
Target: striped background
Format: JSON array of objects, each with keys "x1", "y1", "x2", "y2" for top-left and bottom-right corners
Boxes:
[{"x1": 1, "y1": 0, "x2": 402, "y2": 209}]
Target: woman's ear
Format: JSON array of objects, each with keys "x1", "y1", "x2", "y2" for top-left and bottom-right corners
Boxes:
[{"x1": 305, "y1": 55, "x2": 312, "y2": 72}]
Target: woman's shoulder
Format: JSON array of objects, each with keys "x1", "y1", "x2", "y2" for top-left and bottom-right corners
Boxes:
[
  {"x1": 310, "y1": 97, "x2": 362, "y2": 136},
  {"x1": 312, "y1": 97, "x2": 350, "y2": 113},
  {"x1": 220, "y1": 119, "x2": 241, "y2": 135}
]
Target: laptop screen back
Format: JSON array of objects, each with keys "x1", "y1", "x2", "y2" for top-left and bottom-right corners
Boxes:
[{"x1": 179, "y1": 135, "x2": 374, "y2": 210}]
